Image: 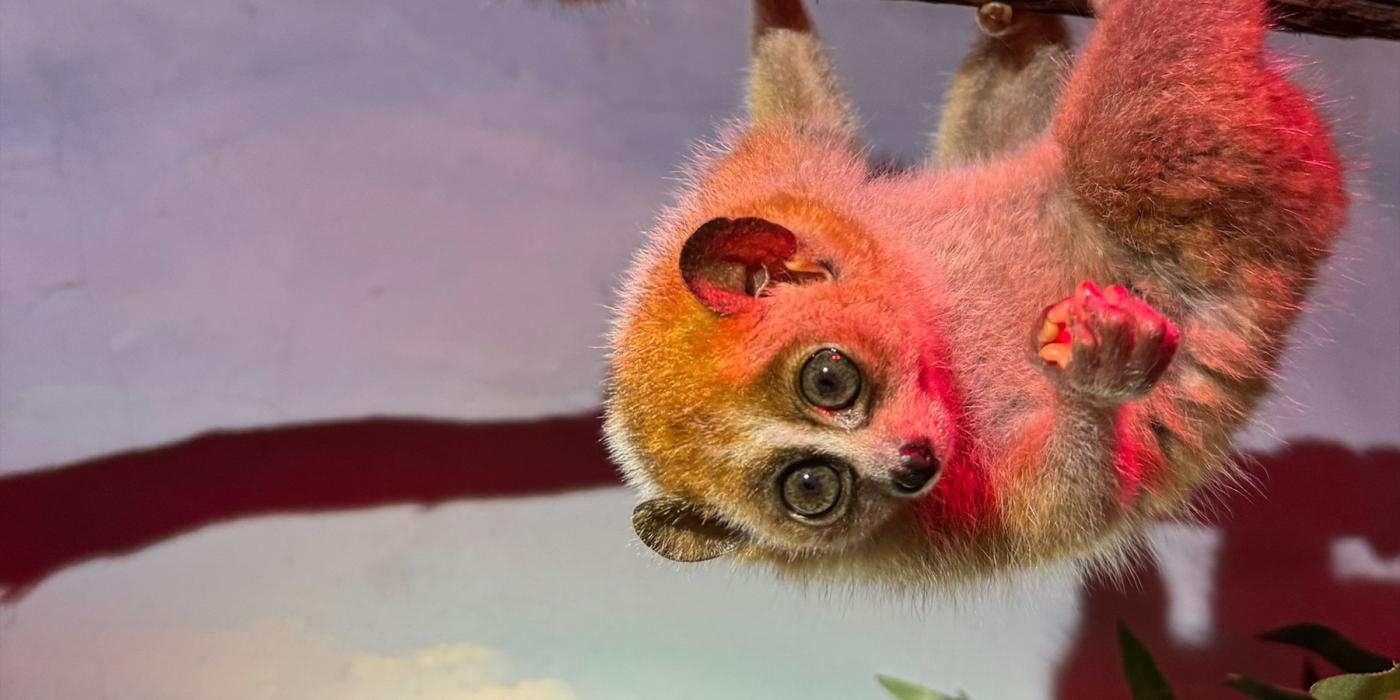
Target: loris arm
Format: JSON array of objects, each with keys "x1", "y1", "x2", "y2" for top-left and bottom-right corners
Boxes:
[
  {"x1": 749, "y1": 0, "x2": 860, "y2": 142},
  {"x1": 994, "y1": 280, "x2": 1180, "y2": 557},
  {"x1": 933, "y1": 3, "x2": 1072, "y2": 166}
]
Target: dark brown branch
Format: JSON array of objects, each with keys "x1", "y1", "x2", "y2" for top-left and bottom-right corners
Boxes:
[{"x1": 889, "y1": 0, "x2": 1400, "y2": 40}]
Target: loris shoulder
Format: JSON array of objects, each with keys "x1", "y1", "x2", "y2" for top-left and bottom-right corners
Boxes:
[{"x1": 603, "y1": 0, "x2": 1346, "y2": 588}]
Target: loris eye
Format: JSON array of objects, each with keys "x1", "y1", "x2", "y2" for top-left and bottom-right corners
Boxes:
[
  {"x1": 799, "y1": 348, "x2": 862, "y2": 410},
  {"x1": 779, "y1": 461, "x2": 843, "y2": 518}
]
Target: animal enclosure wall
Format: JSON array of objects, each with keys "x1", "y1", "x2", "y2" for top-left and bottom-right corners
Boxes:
[{"x1": 1, "y1": 1, "x2": 1397, "y2": 698}]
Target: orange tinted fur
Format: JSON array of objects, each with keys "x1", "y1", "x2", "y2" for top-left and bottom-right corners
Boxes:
[{"x1": 605, "y1": 0, "x2": 1345, "y2": 588}]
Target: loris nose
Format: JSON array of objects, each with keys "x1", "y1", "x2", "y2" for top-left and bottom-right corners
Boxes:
[{"x1": 891, "y1": 439, "x2": 940, "y2": 496}]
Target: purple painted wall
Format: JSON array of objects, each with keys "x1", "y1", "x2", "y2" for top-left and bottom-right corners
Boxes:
[{"x1": 2, "y1": 2, "x2": 1396, "y2": 698}]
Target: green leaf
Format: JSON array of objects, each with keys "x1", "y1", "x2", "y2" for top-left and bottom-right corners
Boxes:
[
  {"x1": 1310, "y1": 664, "x2": 1400, "y2": 700},
  {"x1": 875, "y1": 674, "x2": 969, "y2": 700},
  {"x1": 1117, "y1": 620, "x2": 1177, "y2": 700},
  {"x1": 1258, "y1": 624, "x2": 1395, "y2": 674},
  {"x1": 1224, "y1": 675, "x2": 1314, "y2": 699}
]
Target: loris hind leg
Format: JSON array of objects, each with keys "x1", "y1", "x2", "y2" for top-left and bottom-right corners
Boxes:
[
  {"x1": 1052, "y1": 0, "x2": 1348, "y2": 412},
  {"x1": 1054, "y1": 0, "x2": 1345, "y2": 286},
  {"x1": 1047, "y1": 0, "x2": 1346, "y2": 512},
  {"x1": 933, "y1": 3, "x2": 1073, "y2": 166}
]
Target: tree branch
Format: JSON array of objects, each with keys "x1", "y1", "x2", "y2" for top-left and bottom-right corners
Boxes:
[{"x1": 888, "y1": 0, "x2": 1400, "y2": 40}]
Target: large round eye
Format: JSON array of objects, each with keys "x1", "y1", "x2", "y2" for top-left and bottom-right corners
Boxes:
[
  {"x1": 779, "y1": 461, "x2": 843, "y2": 518},
  {"x1": 799, "y1": 348, "x2": 862, "y2": 410}
]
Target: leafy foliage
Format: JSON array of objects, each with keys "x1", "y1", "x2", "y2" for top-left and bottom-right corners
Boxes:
[
  {"x1": 1118, "y1": 620, "x2": 1178, "y2": 700},
  {"x1": 875, "y1": 674, "x2": 969, "y2": 700},
  {"x1": 875, "y1": 620, "x2": 1397, "y2": 700},
  {"x1": 1309, "y1": 664, "x2": 1400, "y2": 700},
  {"x1": 1224, "y1": 675, "x2": 1314, "y2": 699},
  {"x1": 1257, "y1": 624, "x2": 1395, "y2": 675}
]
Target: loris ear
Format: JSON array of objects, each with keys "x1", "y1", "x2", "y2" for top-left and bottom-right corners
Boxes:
[
  {"x1": 632, "y1": 497, "x2": 743, "y2": 562},
  {"x1": 679, "y1": 217, "x2": 830, "y2": 315}
]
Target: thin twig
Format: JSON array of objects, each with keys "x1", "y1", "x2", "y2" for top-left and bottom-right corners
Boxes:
[{"x1": 888, "y1": 0, "x2": 1400, "y2": 40}]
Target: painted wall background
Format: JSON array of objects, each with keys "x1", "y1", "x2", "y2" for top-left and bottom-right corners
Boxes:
[{"x1": 2, "y1": 1, "x2": 1397, "y2": 699}]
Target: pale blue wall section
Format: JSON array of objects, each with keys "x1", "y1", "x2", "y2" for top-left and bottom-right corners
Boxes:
[{"x1": 0, "y1": 2, "x2": 1396, "y2": 699}]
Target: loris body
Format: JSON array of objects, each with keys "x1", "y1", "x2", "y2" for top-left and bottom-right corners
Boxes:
[{"x1": 605, "y1": 0, "x2": 1345, "y2": 587}]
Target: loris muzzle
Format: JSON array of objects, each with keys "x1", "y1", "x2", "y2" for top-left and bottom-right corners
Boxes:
[{"x1": 603, "y1": 0, "x2": 1345, "y2": 587}]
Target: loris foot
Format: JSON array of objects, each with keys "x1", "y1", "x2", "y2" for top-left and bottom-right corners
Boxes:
[
  {"x1": 976, "y1": 2, "x2": 1016, "y2": 36},
  {"x1": 975, "y1": 2, "x2": 1052, "y2": 37},
  {"x1": 1036, "y1": 281, "x2": 1178, "y2": 403}
]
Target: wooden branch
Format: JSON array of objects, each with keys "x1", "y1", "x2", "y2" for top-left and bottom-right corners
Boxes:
[{"x1": 889, "y1": 0, "x2": 1400, "y2": 40}]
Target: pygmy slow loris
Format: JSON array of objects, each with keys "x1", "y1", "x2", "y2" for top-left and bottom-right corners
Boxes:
[{"x1": 603, "y1": 0, "x2": 1346, "y2": 588}]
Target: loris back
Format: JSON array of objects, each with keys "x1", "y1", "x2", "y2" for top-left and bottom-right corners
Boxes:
[{"x1": 604, "y1": 0, "x2": 1345, "y2": 588}]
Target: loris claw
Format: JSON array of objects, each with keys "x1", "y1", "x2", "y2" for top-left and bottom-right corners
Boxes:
[
  {"x1": 1037, "y1": 281, "x2": 1179, "y2": 403},
  {"x1": 604, "y1": 0, "x2": 1345, "y2": 587}
]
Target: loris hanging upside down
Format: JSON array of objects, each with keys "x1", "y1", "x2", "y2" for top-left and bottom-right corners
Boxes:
[{"x1": 603, "y1": 0, "x2": 1346, "y2": 586}]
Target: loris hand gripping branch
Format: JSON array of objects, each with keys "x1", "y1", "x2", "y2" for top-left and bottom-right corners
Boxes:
[{"x1": 603, "y1": 0, "x2": 1345, "y2": 586}]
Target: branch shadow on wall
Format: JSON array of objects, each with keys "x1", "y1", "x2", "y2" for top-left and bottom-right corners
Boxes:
[
  {"x1": 0, "y1": 415, "x2": 618, "y2": 601},
  {"x1": 1056, "y1": 443, "x2": 1400, "y2": 699}
]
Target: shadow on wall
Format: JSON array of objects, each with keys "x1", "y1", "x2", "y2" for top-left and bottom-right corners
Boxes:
[
  {"x1": 1057, "y1": 443, "x2": 1400, "y2": 699},
  {"x1": 1, "y1": 416, "x2": 1396, "y2": 699},
  {"x1": 0, "y1": 416, "x2": 617, "y2": 602}
]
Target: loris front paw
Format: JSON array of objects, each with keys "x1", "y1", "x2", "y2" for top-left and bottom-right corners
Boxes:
[{"x1": 1036, "y1": 281, "x2": 1178, "y2": 403}]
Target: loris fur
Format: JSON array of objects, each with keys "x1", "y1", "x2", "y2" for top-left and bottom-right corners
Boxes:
[{"x1": 603, "y1": 0, "x2": 1346, "y2": 590}]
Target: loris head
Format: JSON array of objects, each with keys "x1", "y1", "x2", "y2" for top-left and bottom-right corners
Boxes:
[
  {"x1": 603, "y1": 8, "x2": 988, "y2": 572},
  {"x1": 604, "y1": 155, "x2": 968, "y2": 569}
]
